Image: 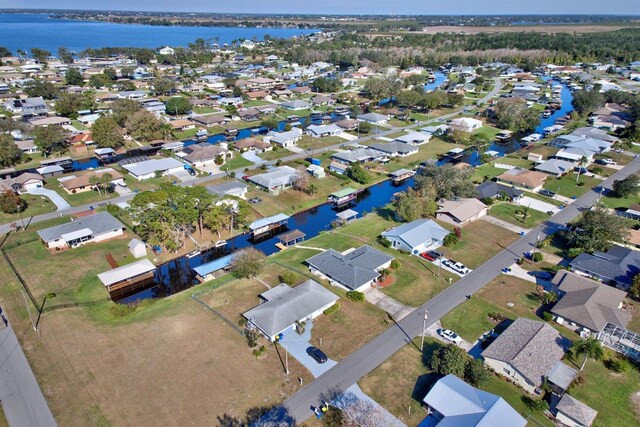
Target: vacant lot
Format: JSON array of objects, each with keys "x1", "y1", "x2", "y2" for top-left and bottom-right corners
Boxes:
[
  {"x1": 489, "y1": 202, "x2": 550, "y2": 228},
  {"x1": 0, "y1": 194, "x2": 56, "y2": 223},
  {"x1": 543, "y1": 174, "x2": 601, "y2": 198}
]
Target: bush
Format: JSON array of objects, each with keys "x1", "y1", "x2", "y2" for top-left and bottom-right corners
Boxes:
[
  {"x1": 542, "y1": 311, "x2": 553, "y2": 322},
  {"x1": 378, "y1": 236, "x2": 391, "y2": 248},
  {"x1": 346, "y1": 290, "x2": 365, "y2": 302},
  {"x1": 245, "y1": 329, "x2": 259, "y2": 348},
  {"x1": 323, "y1": 303, "x2": 340, "y2": 315},
  {"x1": 252, "y1": 345, "x2": 266, "y2": 357},
  {"x1": 238, "y1": 317, "x2": 248, "y2": 327},
  {"x1": 390, "y1": 259, "x2": 400, "y2": 270},
  {"x1": 279, "y1": 271, "x2": 297, "y2": 286},
  {"x1": 604, "y1": 357, "x2": 632, "y2": 373},
  {"x1": 275, "y1": 159, "x2": 282, "y2": 166},
  {"x1": 106, "y1": 204, "x2": 121, "y2": 215},
  {"x1": 532, "y1": 252, "x2": 544, "y2": 263},
  {"x1": 443, "y1": 232, "x2": 459, "y2": 247}
]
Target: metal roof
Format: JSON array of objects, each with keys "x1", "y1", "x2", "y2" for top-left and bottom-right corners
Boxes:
[
  {"x1": 193, "y1": 254, "x2": 233, "y2": 277},
  {"x1": 248, "y1": 213, "x2": 290, "y2": 231},
  {"x1": 122, "y1": 157, "x2": 185, "y2": 177},
  {"x1": 97, "y1": 259, "x2": 156, "y2": 287},
  {"x1": 37, "y1": 212, "x2": 124, "y2": 243}
]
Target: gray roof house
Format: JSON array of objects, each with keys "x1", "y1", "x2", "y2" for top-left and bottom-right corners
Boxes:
[
  {"x1": 534, "y1": 158, "x2": 576, "y2": 177},
  {"x1": 394, "y1": 131, "x2": 430, "y2": 145},
  {"x1": 281, "y1": 100, "x2": 311, "y2": 110},
  {"x1": 570, "y1": 245, "x2": 640, "y2": 289},
  {"x1": 369, "y1": 141, "x2": 418, "y2": 157},
  {"x1": 475, "y1": 181, "x2": 523, "y2": 201},
  {"x1": 247, "y1": 166, "x2": 299, "y2": 193},
  {"x1": 422, "y1": 374, "x2": 526, "y2": 427},
  {"x1": 357, "y1": 112, "x2": 389, "y2": 125},
  {"x1": 381, "y1": 219, "x2": 449, "y2": 255},
  {"x1": 206, "y1": 180, "x2": 248, "y2": 199},
  {"x1": 555, "y1": 394, "x2": 598, "y2": 427},
  {"x1": 331, "y1": 148, "x2": 382, "y2": 165},
  {"x1": 551, "y1": 270, "x2": 631, "y2": 333},
  {"x1": 121, "y1": 157, "x2": 185, "y2": 180},
  {"x1": 37, "y1": 212, "x2": 125, "y2": 249},
  {"x1": 306, "y1": 245, "x2": 394, "y2": 291},
  {"x1": 243, "y1": 280, "x2": 339, "y2": 341},
  {"x1": 482, "y1": 318, "x2": 571, "y2": 393}
]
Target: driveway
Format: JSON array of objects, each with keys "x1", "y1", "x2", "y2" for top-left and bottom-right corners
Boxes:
[
  {"x1": 338, "y1": 133, "x2": 357, "y2": 141},
  {"x1": 425, "y1": 321, "x2": 473, "y2": 352},
  {"x1": 424, "y1": 257, "x2": 473, "y2": 278},
  {"x1": 364, "y1": 287, "x2": 413, "y2": 320},
  {"x1": 481, "y1": 215, "x2": 531, "y2": 235},
  {"x1": 280, "y1": 322, "x2": 406, "y2": 426},
  {"x1": 170, "y1": 169, "x2": 196, "y2": 183},
  {"x1": 242, "y1": 151, "x2": 265, "y2": 164},
  {"x1": 26, "y1": 187, "x2": 70, "y2": 210},
  {"x1": 516, "y1": 196, "x2": 561, "y2": 214}
]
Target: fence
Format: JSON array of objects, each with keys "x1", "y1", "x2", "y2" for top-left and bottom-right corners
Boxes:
[{"x1": 191, "y1": 274, "x2": 244, "y2": 336}]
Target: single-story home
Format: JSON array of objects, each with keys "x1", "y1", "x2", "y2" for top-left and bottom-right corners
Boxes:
[
  {"x1": 475, "y1": 181, "x2": 523, "y2": 201},
  {"x1": 555, "y1": 394, "x2": 598, "y2": 427},
  {"x1": 436, "y1": 198, "x2": 488, "y2": 226},
  {"x1": 369, "y1": 141, "x2": 418, "y2": 158},
  {"x1": 357, "y1": 112, "x2": 389, "y2": 125},
  {"x1": 422, "y1": 374, "x2": 526, "y2": 427},
  {"x1": 169, "y1": 119, "x2": 196, "y2": 131},
  {"x1": 306, "y1": 245, "x2": 393, "y2": 292},
  {"x1": 0, "y1": 172, "x2": 44, "y2": 194},
  {"x1": 534, "y1": 159, "x2": 576, "y2": 177},
  {"x1": 233, "y1": 138, "x2": 272, "y2": 153},
  {"x1": 121, "y1": 157, "x2": 186, "y2": 181},
  {"x1": 37, "y1": 211, "x2": 125, "y2": 249},
  {"x1": 306, "y1": 124, "x2": 342, "y2": 138},
  {"x1": 248, "y1": 165, "x2": 299, "y2": 194},
  {"x1": 482, "y1": 318, "x2": 571, "y2": 394},
  {"x1": 496, "y1": 168, "x2": 548, "y2": 192},
  {"x1": 178, "y1": 143, "x2": 231, "y2": 168},
  {"x1": 243, "y1": 280, "x2": 339, "y2": 341},
  {"x1": 206, "y1": 180, "x2": 248, "y2": 199},
  {"x1": 30, "y1": 116, "x2": 72, "y2": 127},
  {"x1": 381, "y1": 219, "x2": 449, "y2": 255},
  {"x1": 192, "y1": 114, "x2": 229, "y2": 127},
  {"x1": 265, "y1": 128, "x2": 303, "y2": 148},
  {"x1": 59, "y1": 168, "x2": 125, "y2": 194},
  {"x1": 331, "y1": 148, "x2": 382, "y2": 165},
  {"x1": 394, "y1": 131, "x2": 430, "y2": 145},
  {"x1": 570, "y1": 245, "x2": 640, "y2": 290},
  {"x1": 551, "y1": 270, "x2": 630, "y2": 335},
  {"x1": 335, "y1": 119, "x2": 359, "y2": 131},
  {"x1": 449, "y1": 117, "x2": 483, "y2": 133},
  {"x1": 281, "y1": 100, "x2": 311, "y2": 110}
]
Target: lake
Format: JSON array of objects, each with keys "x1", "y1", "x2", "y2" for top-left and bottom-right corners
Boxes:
[{"x1": 0, "y1": 13, "x2": 320, "y2": 54}]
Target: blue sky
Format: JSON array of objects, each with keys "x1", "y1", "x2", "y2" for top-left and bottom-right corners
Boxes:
[{"x1": 2, "y1": 1, "x2": 639, "y2": 15}]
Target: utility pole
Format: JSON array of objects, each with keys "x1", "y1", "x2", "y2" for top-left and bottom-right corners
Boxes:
[
  {"x1": 420, "y1": 309, "x2": 429, "y2": 352},
  {"x1": 285, "y1": 344, "x2": 289, "y2": 375}
]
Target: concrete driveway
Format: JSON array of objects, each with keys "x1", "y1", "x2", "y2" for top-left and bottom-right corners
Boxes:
[
  {"x1": 481, "y1": 215, "x2": 531, "y2": 234},
  {"x1": 242, "y1": 151, "x2": 265, "y2": 164},
  {"x1": 425, "y1": 321, "x2": 473, "y2": 352},
  {"x1": 364, "y1": 287, "x2": 413, "y2": 320},
  {"x1": 26, "y1": 187, "x2": 70, "y2": 210},
  {"x1": 517, "y1": 196, "x2": 561, "y2": 214}
]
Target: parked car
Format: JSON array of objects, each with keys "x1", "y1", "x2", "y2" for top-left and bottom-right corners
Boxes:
[
  {"x1": 538, "y1": 189, "x2": 556, "y2": 197},
  {"x1": 428, "y1": 250, "x2": 443, "y2": 259},
  {"x1": 442, "y1": 259, "x2": 470, "y2": 275},
  {"x1": 437, "y1": 328, "x2": 463, "y2": 344},
  {"x1": 596, "y1": 158, "x2": 617, "y2": 165},
  {"x1": 306, "y1": 346, "x2": 328, "y2": 364},
  {"x1": 420, "y1": 252, "x2": 436, "y2": 261},
  {"x1": 528, "y1": 271, "x2": 553, "y2": 280},
  {"x1": 186, "y1": 168, "x2": 196, "y2": 176}
]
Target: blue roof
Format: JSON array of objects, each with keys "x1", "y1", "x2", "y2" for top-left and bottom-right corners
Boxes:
[{"x1": 193, "y1": 255, "x2": 233, "y2": 276}]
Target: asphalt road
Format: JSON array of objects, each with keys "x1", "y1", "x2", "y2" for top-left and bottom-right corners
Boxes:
[
  {"x1": 283, "y1": 156, "x2": 640, "y2": 424},
  {"x1": 0, "y1": 78, "x2": 502, "y2": 235},
  {"x1": 0, "y1": 318, "x2": 58, "y2": 427}
]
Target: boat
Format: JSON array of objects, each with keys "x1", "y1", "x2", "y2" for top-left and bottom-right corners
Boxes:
[
  {"x1": 224, "y1": 128, "x2": 238, "y2": 141},
  {"x1": 214, "y1": 240, "x2": 227, "y2": 248},
  {"x1": 310, "y1": 111, "x2": 323, "y2": 120},
  {"x1": 196, "y1": 128, "x2": 208, "y2": 140},
  {"x1": 186, "y1": 250, "x2": 201, "y2": 259},
  {"x1": 286, "y1": 115, "x2": 300, "y2": 123}
]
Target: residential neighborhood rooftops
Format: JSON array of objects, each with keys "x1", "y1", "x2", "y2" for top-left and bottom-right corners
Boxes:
[
  {"x1": 556, "y1": 394, "x2": 598, "y2": 427},
  {"x1": 206, "y1": 180, "x2": 248, "y2": 197},
  {"x1": 248, "y1": 165, "x2": 298, "y2": 191},
  {"x1": 570, "y1": 245, "x2": 640, "y2": 288},
  {"x1": 496, "y1": 168, "x2": 548, "y2": 189},
  {"x1": 121, "y1": 157, "x2": 184, "y2": 177},
  {"x1": 97, "y1": 259, "x2": 156, "y2": 287},
  {"x1": 382, "y1": 219, "x2": 449, "y2": 251},
  {"x1": 475, "y1": 181, "x2": 523, "y2": 200},
  {"x1": 37, "y1": 212, "x2": 124, "y2": 244}
]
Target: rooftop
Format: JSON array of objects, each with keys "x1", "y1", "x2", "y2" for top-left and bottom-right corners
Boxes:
[
  {"x1": 37, "y1": 212, "x2": 124, "y2": 243},
  {"x1": 97, "y1": 259, "x2": 156, "y2": 287}
]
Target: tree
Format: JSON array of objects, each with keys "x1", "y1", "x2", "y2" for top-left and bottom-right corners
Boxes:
[
  {"x1": 64, "y1": 67, "x2": 84, "y2": 86},
  {"x1": 92, "y1": 116, "x2": 125, "y2": 149},
  {"x1": 111, "y1": 99, "x2": 143, "y2": 127},
  {"x1": 293, "y1": 166, "x2": 309, "y2": 193},
  {"x1": 153, "y1": 78, "x2": 175, "y2": 96},
  {"x1": 346, "y1": 163, "x2": 370, "y2": 184},
  {"x1": 103, "y1": 68, "x2": 117, "y2": 81},
  {"x1": 30, "y1": 48, "x2": 51, "y2": 63},
  {"x1": 231, "y1": 248, "x2": 266, "y2": 279},
  {"x1": 89, "y1": 173, "x2": 113, "y2": 196},
  {"x1": 134, "y1": 48, "x2": 155, "y2": 65},
  {"x1": 572, "y1": 338, "x2": 604, "y2": 370},
  {"x1": 307, "y1": 183, "x2": 318, "y2": 196},
  {"x1": 395, "y1": 90, "x2": 423, "y2": 110},
  {"x1": 357, "y1": 121, "x2": 372, "y2": 134},
  {"x1": 430, "y1": 344, "x2": 468, "y2": 378},
  {"x1": 494, "y1": 98, "x2": 538, "y2": 133},
  {"x1": 450, "y1": 129, "x2": 471, "y2": 145},
  {"x1": 612, "y1": 174, "x2": 640, "y2": 198},
  {"x1": 0, "y1": 134, "x2": 23, "y2": 167},
  {"x1": 312, "y1": 77, "x2": 341, "y2": 93},
  {"x1": 203, "y1": 204, "x2": 229, "y2": 238},
  {"x1": 125, "y1": 110, "x2": 164, "y2": 142},
  {"x1": 260, "y1": 116, "x2": 279, "y2": 131},
  {"x1": 415, "y1": 164, "x2": 477, "y2": 200},
  {"x1": 572, "y1": 88, "x2": 604, "y2": 116},
  {"x1": 24, "y1": 80, "x2": 58, "y2": 100},
  {"x1": 279, "y1": 271, "x2": 297, "y2": 286},
  {"x1": 629, "y1": 273, "x2": 640, "y2": 299},
  {"x1": 576, "y1": 156, "x2": 588, "y2": 184},
  {"x1": 566, "y1": 205, "x2": 629, "y2": 253},
  {"x1": 465, "y1": 358, "x2": 491, "y2": 387},
  {"x1": 54, "y1": 92, "x2": 83, "y2": 119},
  {"x1": 88, "y1": 74, "x2": 110, "y2": 89},
  {"x1": 392, "y1": 187, "x2": 436, "y2": 222},
  {"x1": 0, "y1": 190, "x2": 26, "y2": 215},
  {"x1": 34, "y1": 126, "x2": 68, "y2": 155},
  {"x1": 165, "y1": 97, "x2": 191, "y2": 116},
  {"x1": 0, "y1": 47, "x2": 11, "y2": 58},
  {"x1": 57, "y1": 47, "x2": 74, "y2": 64}
]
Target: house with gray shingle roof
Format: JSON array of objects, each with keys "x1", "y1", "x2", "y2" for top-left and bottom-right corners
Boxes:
[
  {"x1": 381, "y1": 219, "x2": 448, "y2": 255},
  {"x1": 305, "y1": 245, "x2": 393, "y2": 291},
  {"x1": 481, "y1": 318, "x2": 571, "y2": 393},
  {"x1": 551, "y1": 270, "x2": 631, "y2": 334},
  {"x1": 243, "y1": 280, "x2": 338, "y2": 341},
  {"x1": 570, "y1": 245, "x2": 640, "y2": 290},
  {"x1": 555, "y1": 394, "x2": 598, "y2": 427},
  {"x1": 37, "y1": 211, "x2": 125, "y2": 249}
]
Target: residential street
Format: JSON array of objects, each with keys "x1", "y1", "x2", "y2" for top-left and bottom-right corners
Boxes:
[{"x1": 283, "y1": 156, "x2": 640, "y2": 424}]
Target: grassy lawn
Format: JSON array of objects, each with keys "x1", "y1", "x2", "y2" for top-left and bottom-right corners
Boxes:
[
  {"x1": 123, "y1": 174, "x2": 171, "y2": 193},
  {"x1": 543, "y1": 174, "x2": 602, "y2": 199},
  {"x1": 297, "y1": 135, "x2": 344, "y2": 151},
  {"x1": 472, "y1": 164, "x2": 508, "y2": 183},
  {"x1": 0, "y1": 194, "x2": 57, "y2": 223},
  {"x1": 44, "y1": 178, "x2": 117, "y2": 207},
  {"x1": 489, "y1": 202, "x2": 551, "y2": 228},
  {"x1": 225, "y1": 155, "x2": 254, "y2": 171},
  {"x1": 438, "y1": 220, "x2": 519, "y2": 268},
  {"x1": 258, "y1": 148, "x2": 293, "y2": 162},
  {"x1": 521, "y1": 190, "x2": 564, "y2": 207},
  {"x1": 600, "y1": 194, "x2": 640, "y2": 210},
  {"x1": 0, "y1": 405, "x2": 8, "y2": 427},
  {"x1": 474, "y1": 125, "x2": 502, "y2": 140},
  {"x1": 174, "y1": 127, "x2": 198, "y2": 140}
]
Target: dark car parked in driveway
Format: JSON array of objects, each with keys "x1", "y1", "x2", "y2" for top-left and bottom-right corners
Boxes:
[{"x1": 306, "y1": 346, "x2": 328, "y2": 364}]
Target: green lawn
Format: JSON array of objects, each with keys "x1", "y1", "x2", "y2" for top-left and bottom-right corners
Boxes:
[
  {"x1": 297, "y1": 135, "x2": 344, "y2": 151},
  {"x1": 0, "y1": 194, "x2": 57, "y2": 224},
  {"x1": 600, "y1": 194, "x2": 640, "y2": 210},
  {"x1": 543, "y1": 174, "x2": 602, "y2": 199},
  {"x1": 521, "y1": 191, "x2": 564, "y2": 207},
  {"x1": 481, "y1": 376, "x2": 555, "y2": 427},
  {"x1": 474, "y1": 125, "x2": 502, "y2": 140},
  {"x1": 44, "y1": 178, "x2": 116, "y2": 207},
  {"x1": 174, "y1": 127, "x2": 198, "y2": 140},
  {"x1": 225, "y1": 155, "x2": 254, "y2": 171},
  {"x1": 258, "y1": 148, "x2": 292, "y2": 162},
  {"x1": 489, "y1": 202, "x2": 551, "y2": 228},
  {"x1": 472, "y1": 164, "x2": 508, "y2": 183}
]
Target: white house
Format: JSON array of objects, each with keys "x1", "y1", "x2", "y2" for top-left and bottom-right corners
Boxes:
[
  {"x1": 357, "y1": 112, "x2": 389, "y2": 125},
  {"x1": 37, "y1": 212, "x2": 125, "y2": 250},
  {"x1": 264, "y1": 128, "x2": 303, "y2": 148},
  {"x1": 121, "y1": 157, "x2": 186, "y2": 181},
  {"x1": 449, "y1": 117, "x2": 483, "y2": 133},
  {"x1": 381, "y1": 219, "x2": 449, "y2": 255},
  {"x1": 306, "y1": 124, "x2": 343, "y2": 138},
  {"x1": 158, "y1": 46, "x2": 175, "y2": 56}
]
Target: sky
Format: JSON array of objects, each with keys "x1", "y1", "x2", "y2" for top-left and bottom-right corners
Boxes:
[{"x1": 1, "y1": 0, "x2": 639, "y2": 15}]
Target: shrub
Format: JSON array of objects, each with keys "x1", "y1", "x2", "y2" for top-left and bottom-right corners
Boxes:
[
  {"x1": 567, "y1": 247, "x2": 584, "y2": 258},
  {"x1": 230, "y1": 171, "x2": 236, "y2": 178},
  {"x1": 390, "y1": 259, "x2": 400, "y2": 270},
  {"x1": 279, "y1": 270, "x2": 297, "y2": 286},
  {"x1": 275, "y1": 159, "x2": 282, "y2": 166},
  {"x1": 346, "y1": 290, "x2": 365, "y2": 302},
  {"x1": 532, "y1": 252, "x2": 543, "y2": 263},
  {"x1": 106, "y1": 204, "x2": 121, "y2": 215},
  {"x1": 488, "y1": 312, "x2": 506, "y2": 322},
  {"x1": 108, "y1": 303, "x2": 137, "y2": 317},
  {"x1": 443, "y1": 232, "x2": 459, "y2": 247},
  {"x1": 245, "y1": 329, "x2": 259, "y2": 348},
  {"x1": 238, "y1": 317, "x2": 248, "y2": 327},
  {"x1": 378, "y1": 236, "x2": 391, "y2": 248},
  {"x1": 542, "y1": 311, "x2": 553, "y2": 322},
  {"x1": 604, "y1": 357, "x2": 632, "y2": 373},
  {"x1": 323, "y1": 303, "x2": 340, "y2": 315},
  {"x1": 252, "y1": 345, "x2": 266, "y2": 357}
]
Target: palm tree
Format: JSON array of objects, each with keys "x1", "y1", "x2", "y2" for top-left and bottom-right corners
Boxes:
[
  {"x1": 89, "y1": 175, "x2": 102, "y2": 196},
  {"x1": 159, "y1": 123, "x2": 174, "y2": 141},
  {"x1": 617, "y1": 140, "x2": 633, "y2": 160},
  {"x1": 572, "y1": 338, "x2": 604, "y2": 371},
  {"x1": 576, "y1": 156, "x2": 588, "y2": 183}
]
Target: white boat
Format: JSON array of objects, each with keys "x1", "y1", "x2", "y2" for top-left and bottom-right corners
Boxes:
[
  {"x1": 214, "y1": 240, "x2": 227, "y2": 248},
  {"x1": 186, "y1": 250, "x2": 201, "y2": 258}
]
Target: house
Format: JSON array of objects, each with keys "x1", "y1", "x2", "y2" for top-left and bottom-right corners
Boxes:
[
  {"x1": 218, "y1": 97, "x2": 243, "y2": 107},
  {"x1": 335, "y1": 119, "x2": 359, "y2": 131},
  {"x1": 0, "y1": 172, "x2": 44, "y2": 194},
  {"x1": 570, "y1": 245, "x2": 640, "y2": 290},
  {"x1": 30, "y1": 116, "x2": 72, "y2": 127},
  {"x1": 496, "y1": 168, "x2": 548, "y2": 192},
  {"x1": 482, "y1": 318, "x2": 571, "y2": 393},
  {"x1": 449, "y1": 117, "x2": 483, "y2": 133},
  {"x1": 264, "y1": 128, "x2": 303, "y2": 148},
  {"x1": 394, "y1": 131, "x2": 430, "y2": 145},
  {"x1": 121, "y1": 157, "x2": 186, "y2": 180},
  {"x1": 179, "y1": 143, "x2": 231, "y2": 168},
  {"x1": 436, "y1": 199, "x2": 488, "y2": 226},
  {"x1": 305, "y1": 245, "x2": 393, "y2": 292},
  {"x1": 381, "y1": 219, "x2": 449, "y2": 255},
  {"x1": 37, "y1": 211, "x2": 125, "y2": 249},
  {"x1": 570, "y1": 127, "x2": 618, "y2": 143},
  {"x1": 192, "y1": 114, "x2": 229, "y2": 127},
  {"x1": 233, "y1": 138, "x2": 272, "y2": 153},
  {"x1": 475, "y1": 181, "x2": 523, "y2": 201},
  {"x1": 555, "y1": 394, "x2": 598, "y2": 427},
  {"x1": 15, "y1": 139, "x2": 39, "y2": 154},
  {"x1": 128, "y1": 238, "x2": 147, "y2": 258},
  {"x1": 331, "y1": 148, "x2": 382, "y2": 165},
  {"x1": 534, "y1": 159, "x2": 576, "y2": 177},
  {"x1": 328, "y1": 161, "x2": 348, "y2": 175},
  {"x1": 67, "y1": 132, "x2": 94, "y2": 147},
  {"x1": 370, "y1": 141, "x2": 418, "y2": 158},
  {"x1": 311, "y1": 95, "x2": 335, "y2": 106},
  {"x1": 59, "y1": 168, "x2": 124, "y2": 194},
  {"x1": 421, "y1": 374, "x2": 526, "y2": 427},
  {"x1": 281, "y1": 100, "x2": 311, "y2": 111},
  {"x1": 420, "y1": 124, "x2": 449, "y2": 136},
  {"x1": 201, "y1": 180, "x2": 245, "y2": 200},
  {"x1": 306, "y1": 124, "x2": 342, "y2": 138},
  {"x1": 238, "y1": 107, "x2": 262, "y2": 122},
  {"x1": 551, "y1": 270, "x2": 630, "y2": 335},
  {"x1": 117, "y1": 90, "x2": 147, "y2": 100},
  {"x1": 158, "y1": 46, "x2": 175, "y2": 56},
  {"x1": 357, "y1": 112, "x2": 389, "y2": 125},
  {"x1": 242, "y1": 280, "x2": 339, "y2": 341},
  {"x1": 168, "y1": 119, "x2": 196, "y2": 132},
  {"x1": 248, "y1": 166, "x2": 299, "y2": 193},
  {"x1": 4, "y1": 97, "x2": 48, "y2": 117},
  {"x1": 549, "y1": 133, "x2": 613, "y2": 162},
  {"x1": 140, "y1": 99, "x2": 166, "y2": 114},
  {"x1": 245, "y1": 90, "x2": 269, "y2": 100}
]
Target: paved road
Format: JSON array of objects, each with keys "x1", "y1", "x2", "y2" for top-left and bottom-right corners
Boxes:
[
  {"x1": 0, "y1": 77, "x2": 503, "y2": 236},
  {"x1": 0, "y1": 317, "x2": 57, "y2": 427},
  {"x1": 283, "y1": 157, "x2": 640, "y2": 424}
]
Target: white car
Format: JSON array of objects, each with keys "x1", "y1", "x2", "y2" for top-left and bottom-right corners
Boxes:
[
  {"x1": 438, "y1": 329, "x2": 463, "y2": 344},
  {"x1": 442, "y1": 259, "x2": 470, "y2": 275}
]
